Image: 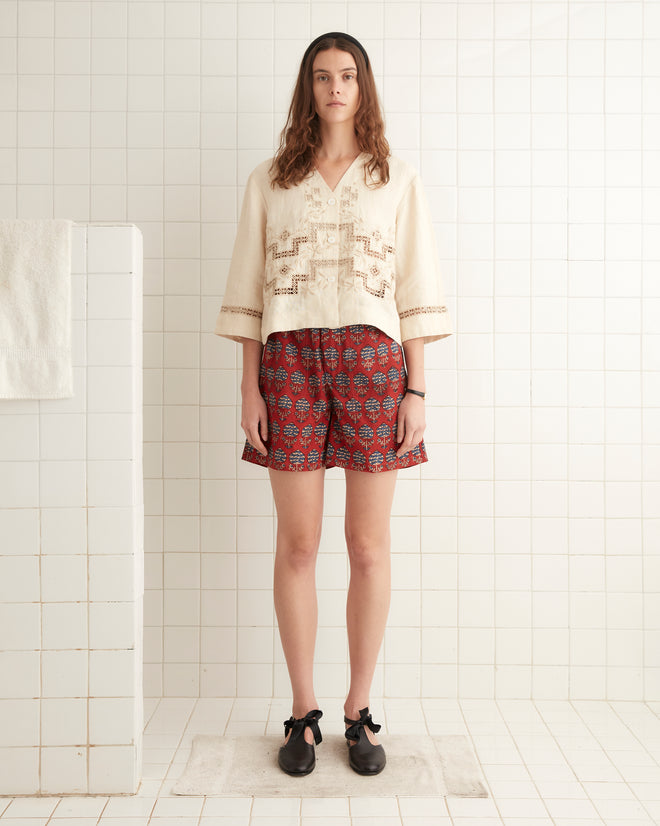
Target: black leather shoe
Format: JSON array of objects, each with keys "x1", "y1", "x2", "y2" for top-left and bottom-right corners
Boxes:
[
  {"x1": 344, "y1": 707, "x2": 386, "y2": 775},
  {"x1": 278, "y1": 708, "x2": 323, "y2": 776}
]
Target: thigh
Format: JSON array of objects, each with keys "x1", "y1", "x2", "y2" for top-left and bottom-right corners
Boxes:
[
  {"x1": 344, "y1": 468, "x2": 398, "y2": 546},
  {"x1": 269, "y1": 467, "x2": 326, "y2": 546}
]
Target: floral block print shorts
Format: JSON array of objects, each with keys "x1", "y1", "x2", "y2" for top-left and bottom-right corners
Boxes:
[{"x1": 242, "y1": 324, "x2": 428, "y2": 473}]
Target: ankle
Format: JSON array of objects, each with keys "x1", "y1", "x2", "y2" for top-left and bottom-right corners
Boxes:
[
  {"x1": 292, "y1": 702, "x2": 319, "y2": 718},
  {"x1": 344, "y1": 702, "x2": 367, "y2": 720}
]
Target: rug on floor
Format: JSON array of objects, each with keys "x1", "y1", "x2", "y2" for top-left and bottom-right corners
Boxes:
[{"x1": 171, "y1": 733, "x2": 489, "y2": 798}]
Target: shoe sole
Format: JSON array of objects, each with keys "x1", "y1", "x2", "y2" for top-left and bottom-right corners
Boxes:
[
  {"x1": 279, "y1": 763, "x2": 316, "y2": 776},
  {"x1": 349, "y1": 761, "x2": 386, "y2": 775}
]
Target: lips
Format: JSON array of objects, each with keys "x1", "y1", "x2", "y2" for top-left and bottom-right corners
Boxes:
[{"x1": 328, "y1": 103, "x2": 345, "y2": 107}]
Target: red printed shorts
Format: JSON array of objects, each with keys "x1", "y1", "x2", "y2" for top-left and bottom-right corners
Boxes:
[{"x1": 242, "y1": 325, "x2": 428, "y2": 473}]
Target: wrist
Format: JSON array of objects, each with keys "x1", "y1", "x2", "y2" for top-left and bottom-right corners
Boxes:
[
  {"x1": 406, "y1": 377, "x2": 426, "y2": 391},
  {"x1": 241, "y1": 379, "x2": 261, "y2": 394},
  {"x1": 405, "y1": 387, "x2": 426, "y2": 400}
]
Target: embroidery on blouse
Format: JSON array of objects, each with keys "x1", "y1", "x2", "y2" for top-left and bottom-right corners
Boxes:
[
  {"x1": 340, "y1": 220, "x2": 395, "y2": 298},
  {"x1": 265, "y1": 222, "x2": 337, "y2": 296},
  {"x1": 340, "y1": 185, "x2": 358, "y2": 212},
  {"x1": 221, "y1": 305, "x2": 263, "y2": 319},
  {"x1": 264, "y1": 181, "x2": 396, "y2": 299},
  {"x1": 399, "y1": 305, "x2": 448, "y2": 319},
  {"x1": 304, "y1": 186, "x2": 327, "y2": 220}
]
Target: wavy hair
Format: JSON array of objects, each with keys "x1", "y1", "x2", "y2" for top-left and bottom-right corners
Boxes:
[{"x1": 269, "y1": 34, "x2": 390, "y2": 190}]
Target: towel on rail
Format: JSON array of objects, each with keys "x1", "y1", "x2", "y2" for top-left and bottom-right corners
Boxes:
[{"x1": 0, "y1": 219, "x2": 74, "y2": 399}]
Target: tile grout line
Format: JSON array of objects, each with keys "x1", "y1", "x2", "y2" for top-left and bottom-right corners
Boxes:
[
  {"x1": 454, "y1": 699, "x2": 505, "y2": 825},
  {"x1": 538, "y1": 698, "x2": 615, "y2": 824},
  {"x1": 640, "y1": 0, "x2": 647, "y2": 708},
  {"x1": 564, "y1": 0, "x2": 570, "y2": 705},
  {"x1": 602, "y1": 0, "x2": 609, "y2": 706},
  {"x1": 159, "y1": 0, "x2": 166, "y2": 707},
  {"x1": 198, "y1": 0, "x2": 203, "y2": 714},
  {"x1": 151, "y1": 698, "x2": 199, "y2": 815},
  {"x1": 585, "y1": 699, "x2": 660, "y2": 822}
]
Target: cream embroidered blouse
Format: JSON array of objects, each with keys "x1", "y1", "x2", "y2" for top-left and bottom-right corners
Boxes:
[{"x1": 214, "y1": 151, "x2": 453, "y2": 346}]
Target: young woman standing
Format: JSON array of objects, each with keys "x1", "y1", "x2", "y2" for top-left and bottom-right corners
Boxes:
[{"x1": 215, "y1": 32, "x2": 452, "y2": 777}]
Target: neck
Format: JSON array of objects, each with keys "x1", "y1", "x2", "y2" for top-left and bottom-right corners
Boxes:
[{"x1": 315, "y1": 121, "x2": 360, "y2": 162}]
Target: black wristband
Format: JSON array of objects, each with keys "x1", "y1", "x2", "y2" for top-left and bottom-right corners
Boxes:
[{"x1": 406, "y1": 388, "x2": 426, "y2": 400}]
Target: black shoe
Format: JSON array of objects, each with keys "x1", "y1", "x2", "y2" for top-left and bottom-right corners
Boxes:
[
  {"x1": 278, "y1": 708, "x2": 323, "y2": 776},
  {"x1": 344, "y1": 707, "x2": 386, "y2": 775}
]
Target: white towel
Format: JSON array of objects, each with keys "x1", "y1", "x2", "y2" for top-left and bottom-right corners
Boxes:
[{"x1": 0, "y1": 219, "x2": 74, "y2": 399}]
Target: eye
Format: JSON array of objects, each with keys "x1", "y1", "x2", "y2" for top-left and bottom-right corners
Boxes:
[{"x1": 345, "y1": 74, "x2": 354, "y2": 80}]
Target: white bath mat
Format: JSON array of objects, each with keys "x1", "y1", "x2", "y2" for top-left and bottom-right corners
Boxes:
[{"x1": 171, "y1": 733, "x2": 488, "y2": 798}]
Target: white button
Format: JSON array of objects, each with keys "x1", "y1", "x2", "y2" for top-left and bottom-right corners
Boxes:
[
  {"x1": 328, "y1": 235, "x2": 336, "y2": 243},
  {"x1": 328, "y1": 197, "x2": 336, "y2": 205}
]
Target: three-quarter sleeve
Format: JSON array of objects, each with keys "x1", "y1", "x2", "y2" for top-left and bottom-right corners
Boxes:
[
  {"x1": 394, "y1": 172, "x2": 453, "y2": 344},
  {"x1": 213, "y1": 168, "x2": 267, "y2": 343}
]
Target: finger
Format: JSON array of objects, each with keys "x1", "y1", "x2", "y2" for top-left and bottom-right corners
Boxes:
[
  {"x1": 255, "y1": 431, "x2": 268, "y2": 456},
  {"x1": 396, "y1": 433, "x2": 416, "y2": 457},
  {"x1": 260, "y1": 414, "x2": 269, "y2": 443},
  {"x1": 247, "y1": 428, "x2": 268, "y2": 456}
]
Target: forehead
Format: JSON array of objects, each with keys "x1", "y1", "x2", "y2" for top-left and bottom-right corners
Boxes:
[{"x1": 312, "y1": 47, "x2": 356, "y2": 71}]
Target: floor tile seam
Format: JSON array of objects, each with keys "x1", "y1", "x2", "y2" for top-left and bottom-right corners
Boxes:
[
  {"x1": 561, "y1": 699, "x2": 656, "y2": 822},
  {"x1": 596, "y1": 701, "x2": 660, "y2": 820},
  {"x1": 608, "y1": 701, "x2": 660, "y2": 749},
  {"x1": 592, "y1": 701, "x2": 660, "y2": 755},
  {"x1": 415, "y1": 698, "x2": 458, "y2": 820},
  {"x1": 534, "y1": 700, "x2": 619, "y2": 808},
  {"x1": 493, "y1": 698, "x2": 570, "y2": 824},
  {"x1": 450, "y1": 699, "x2": 505, "y2": 823},
  {"x1": 205, "y1": 697, "x2": 252, "y2": 823}
]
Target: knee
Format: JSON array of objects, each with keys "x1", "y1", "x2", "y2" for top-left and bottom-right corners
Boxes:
[
  {"x1": 345, "y1": 532, "x2": 387, "y2": 573},
  {"x1": 278, "y1": 529, "x2": 321, "y2": 571}
]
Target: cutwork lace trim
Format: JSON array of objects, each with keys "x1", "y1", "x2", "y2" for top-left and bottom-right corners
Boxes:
[
  {"x1": 221, "y1": 305, "x2": 263, "y2": 319},
  {"x1": 399, "y1": 305, "x2": 448, "y2": 319}
]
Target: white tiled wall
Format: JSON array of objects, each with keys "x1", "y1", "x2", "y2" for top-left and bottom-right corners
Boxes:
[
  {"x1": 1, "y1": 0, "x2": 658, "y2": 716},
  {"x1": 0, "y1": 224, "x2": 144, "y2": 795}
]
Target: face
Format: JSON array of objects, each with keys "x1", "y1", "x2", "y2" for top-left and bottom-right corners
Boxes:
[{"x1": 311, "y1": 47, "x2": 361, "y2": 124}]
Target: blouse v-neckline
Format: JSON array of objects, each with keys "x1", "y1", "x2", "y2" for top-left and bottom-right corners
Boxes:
[{"x1": 313, "y1": 152, "x2": 365, "y2": 194}]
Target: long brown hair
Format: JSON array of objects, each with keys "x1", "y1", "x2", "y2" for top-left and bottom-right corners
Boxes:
[{"x1": 269, "y1": 34, "x2": 390, "y2": 190}]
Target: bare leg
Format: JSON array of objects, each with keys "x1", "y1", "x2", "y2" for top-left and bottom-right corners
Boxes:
[
  {"x1": 270, "y1": 467, "x2": 325, "y2": 745},
  {"x1": 343, "y1": 468, "x2": 398, "y2": 745}
]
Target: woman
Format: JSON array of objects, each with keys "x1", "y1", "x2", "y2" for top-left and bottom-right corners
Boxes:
[{"x1": 214, "y1": 32, "x2": 452, "y2": 777}]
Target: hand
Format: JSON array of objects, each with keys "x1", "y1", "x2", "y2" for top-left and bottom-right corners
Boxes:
[
  {"x1": 395, "y1": 391, "x2": 426, "y2": 458},
  {"x1": 241, "y1": 388, "x2": 269, "y2": 456}
]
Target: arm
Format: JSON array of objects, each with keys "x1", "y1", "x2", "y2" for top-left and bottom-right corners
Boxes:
[
  {"x1": 396, "y1": 336, "x2": 426, "y2": 458},
  {"x1": 240, "y1": 337, "x2": 268, "y2": 456},
  {"x1": 394, "y1": 173, "x2": 453, "y2": 344},
  {"x1": 214, "y1": 169, "x2": 267, "y2": 343}
]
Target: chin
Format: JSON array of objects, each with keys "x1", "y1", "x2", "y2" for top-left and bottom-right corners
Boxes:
[{"x1": 325, "y1": 108, "x2": 355, "y2": 119}]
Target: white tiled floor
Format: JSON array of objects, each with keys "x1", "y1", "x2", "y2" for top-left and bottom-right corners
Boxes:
[{"x1": 2, "y1": 698, "x2": 660, "y2": 825}]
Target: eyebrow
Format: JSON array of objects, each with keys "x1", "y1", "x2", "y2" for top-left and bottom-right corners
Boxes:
[{"x1": 313, "y1": 67, "x2": 357, "y2": 73}]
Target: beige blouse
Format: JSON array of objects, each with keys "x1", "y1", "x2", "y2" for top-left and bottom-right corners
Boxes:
[{"x1": 214, "y1": 152, "x2": 453, "y2": 346}]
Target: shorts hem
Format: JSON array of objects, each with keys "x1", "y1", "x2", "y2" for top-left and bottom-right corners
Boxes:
[
  {"x1": 241, "y1": 443, "x2": 428, "y2": 473},
  {"x1": 326, "y1": 455, "x2": 428, "y2": 473},
  {"x1": 241, "y1": 445, "x2": 325, "y2": 472}
]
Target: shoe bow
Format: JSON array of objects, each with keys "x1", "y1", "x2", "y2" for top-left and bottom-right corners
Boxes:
[
  {"x1": 283, "y1": 708, "x2": 323, "y2": 745},
  {"x1": 344, "y1": 706, "x2": 381, "y2": 741}
]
